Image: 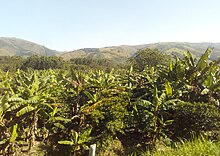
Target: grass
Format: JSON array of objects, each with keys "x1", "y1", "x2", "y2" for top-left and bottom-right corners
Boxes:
[{"x1": 140, "y1": 137, "x2": 220, "y2": 156}]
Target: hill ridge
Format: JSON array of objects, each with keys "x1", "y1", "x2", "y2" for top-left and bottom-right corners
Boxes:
[
  {"x1": 0, "y1": 37, "x2": 219, "y2": 61},
  {"x1": 0, "y1": 37, "x2": 59, "y2": 57},
  {"x1": 61, "y1": 42, "x2": 220, "y2": 61}
]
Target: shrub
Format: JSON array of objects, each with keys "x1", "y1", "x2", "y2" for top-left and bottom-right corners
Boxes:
[{"x1": 171, "y1": 102, "x2": 220, "y2": 139}]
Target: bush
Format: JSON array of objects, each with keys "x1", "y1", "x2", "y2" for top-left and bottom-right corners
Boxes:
[{"x1": 171, "y1": 102, "x2": 220, "y2": 139}]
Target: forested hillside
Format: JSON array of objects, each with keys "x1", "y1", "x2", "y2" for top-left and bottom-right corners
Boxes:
[
  {"x1": 1, "y1": 37, "x2": 220, "y2": 62},
  {"x1": 61, "y1": 42, "x2": 220, "y2": 61},
  {"x1": 0, "y1": 37, "x2": 59, "y2": 56}
]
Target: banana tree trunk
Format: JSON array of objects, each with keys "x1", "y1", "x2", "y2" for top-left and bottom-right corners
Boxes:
[{"x1": 29, "y1": 111, "x2": 38, "y2": 150}]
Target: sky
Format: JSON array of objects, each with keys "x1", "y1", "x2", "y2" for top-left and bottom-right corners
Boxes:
[{"x1": 0, "y1": 0, "x2": 220, "y2": 51}]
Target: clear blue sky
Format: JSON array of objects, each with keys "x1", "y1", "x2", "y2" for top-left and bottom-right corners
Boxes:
[{"x1": 0, "y1": 0, "x2": 220, "y2": 51}]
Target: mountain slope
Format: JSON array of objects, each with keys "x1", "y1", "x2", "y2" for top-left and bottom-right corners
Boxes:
[
  {"x1": 61, "y1": 45, "x2": 143, "y2": 62},
  {"x1": 61, "y1": 42, "x2": 220, "y2": 61},
  {"x1": 1, "y1": 37, "x2": 219, "y2": 61},
  {"x1": 146, "y1": 42, "x2": 220, "y2": 60},
  {"x1": 0, "y1": 37, "x2": 59, "y2": 56}
]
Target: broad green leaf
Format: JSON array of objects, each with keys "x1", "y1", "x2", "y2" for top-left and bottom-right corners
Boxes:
[
  {"x1": 165, "y1": 82, "x2": 172, "y2": 97},
  {"x1": 24, "y1": 99, "x2": 38, "y2": 104},
  {"x1": 165, "y1": 99, "x2": 181, "y2": 106},
  {"x1": 50, "y1": 106, "x2": 58, "y2": 117},
  {"x1": 28, "y1": 72, "x2": 40, "y2": 96},
  {"x1": 54, "y1": 123, "x2": 65, "y2": 129},
  {"x1": 169, "y1": 62, "x2": 173, "y2": 71},
  {"x1": 0, "y1": 139, "x2": 8, "y2": 145},
  {"x1": 0, "y1": 94, "x2": 10, "y2": 111},
  {"x1": 10, "y1": 124, "x2": 18, "y2": 143},
  {"x1": 16, "y1": 106, "x2": 35, "y2": 117},
  {"x1": 53, "y1": 116, "x2": 71, "y2": 122},
  {"x1": 58, "y1": 140, "x2": 74, "y2": 146},
  {"x1": 137, "y1": 99, "x2": 152, "y2": 107},
  {"x1": 71, "y1": 130, "x2": 79, "y2": 144},
  {"x1": 153, "y1": 87, "x2": 160, "y2": 107},
  {"x1": 203, "y1": 75, "x2": 213, "y2": 88},
  {"x1": 164, "y1": 120, "x2": 174, "y2": 126},
  {"x1": 196, "y1": 48, "x2": 213, "y2": 71},
  {"x1": 78, "y1": 128, "x2": 92, "y2": 144},
  {"x1": 39, "y1": 103, "x2": 54, "y2": 111},
  {"x1": 7, "y1": 103, "x2": 26, "y2": 112},
  {"x1": 8, "y1": 97, "x2": 24, "y2": 103},
  {"x1": 186, "y1": 51, "x2": 195, "y2": 67},
  {"x1": 84, "y1": 91, "x2": 97, "y2": 103},
  {"x1": 129, "y1": 66, "x2": 133, "y2": 74},
  {"x1": 160, "y1": 93, "x2": 166, "y2": 103}
]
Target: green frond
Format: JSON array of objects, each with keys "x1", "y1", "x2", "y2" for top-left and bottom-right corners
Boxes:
[{"x1": 16, "y1": 106, "x2": 35, "y2": 117}]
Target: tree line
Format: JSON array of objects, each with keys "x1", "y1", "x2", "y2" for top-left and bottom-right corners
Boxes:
[{"x1": 0, "y1": 48, "x2": 171, "y2": 72}]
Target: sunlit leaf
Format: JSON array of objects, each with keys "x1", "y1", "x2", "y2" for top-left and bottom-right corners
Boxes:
[
  {"x1": 58, "y1": 140, "x2": 74, "y2": 146},
  {"x1": 16, "y1": 106, "x2": 35, "y2": 117}
]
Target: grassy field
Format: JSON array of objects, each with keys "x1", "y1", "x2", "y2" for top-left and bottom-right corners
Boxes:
[{"x1": 141, "y1": 138, "x2": 220, "y2": 156}]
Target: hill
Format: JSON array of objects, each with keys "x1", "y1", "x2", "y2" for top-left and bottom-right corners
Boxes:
[
  {"x1": 61, "y1": 45, "x2": 145, "y2": 63},
  {"x1": 146, "y1": 42, "x2": 220, "y2": 60},
  {"x1": 61, "y1": 42, "x2": 220, "y2": 62},
  {"x1": 0, "y1": 37, "x2": 59, "y2": 56},
  {"x1": 0, "y1": 37, "x2": 219, "y2": 61}
]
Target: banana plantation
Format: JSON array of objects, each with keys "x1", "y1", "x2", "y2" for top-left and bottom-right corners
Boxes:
[{"x1": 0, "y1": 49, "x2": 220, "y2": 155}]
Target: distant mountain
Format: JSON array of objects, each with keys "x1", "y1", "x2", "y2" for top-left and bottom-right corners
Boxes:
[
  {"x1": 61, "y1": 45, "x2": 146, "y2": 63},
  {"x1": 146, "y1": 42, "x2": 220, "y2": 60},
  {"x1": 0, "y1": 37, "x2": 59, "y2": 56},
  {"x1": 1, "y1": 37, "x2": 219, "y2": 62},
  {"x1": 61, "y1": 42, "x2": 220, "y2": 62}
]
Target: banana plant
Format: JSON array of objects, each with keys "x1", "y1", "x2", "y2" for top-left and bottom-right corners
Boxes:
[
  {"x1": 5, "y1": 69, "x2": 66, "y2": 150},
  {"x1": 82, "y1": 69, "x2": 128, "y2": 115},
  {"x1": 161, "y1": 48, "x2": 220, "y2": 103},
  {"x1": 58, "y1": 127, "x2": 92, "y2": 156},
  {"x1": 64, "y1": 70, "x2": 90, "y2": 116},
  {"x1": 134, "y1": 86, "x2": 180, "y2": 147},
  {"x1": 0, "y1": 124, "x2": 20, "y2": 155},
  {"x1": 45, "y1": 105, "x2": 71, "y2": 133}
]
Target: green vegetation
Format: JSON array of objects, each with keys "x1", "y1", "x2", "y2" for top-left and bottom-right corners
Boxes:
[
  {"x1": 61, "y1": 42, "x2": 220, "y2": 62},
  {"x1": 142, "y1": 137, "x2": 220, "y2": 156},
  {"x1": 0, "y1": 37, "x2": 58, "y2": 57},
  {"x1": 0, "y1": 48, "x2": 219, "y2": 155},
  {"x1": 0, "y1": 55, "x2": 65, "y2": 72},
  {"x1": 21, "y1": 55, "x2": 65, "y2": 70},
  {"x1": 1, "y1": 37, "x2": 220, "y2": 64},
  {"x1": 128, "y1": 48, "x2": 171, "y2": 71}
]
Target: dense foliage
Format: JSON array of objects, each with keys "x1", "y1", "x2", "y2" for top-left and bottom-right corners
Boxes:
[
  {"x1": 0, "y1": 55, "x2": 65, "y2": 72},
  {"x1": 0, "y1": 48, "x2": 219, "y2": 155},
  {"x1": 128, "y1": 48, "x2": 171, "y2": 71}
]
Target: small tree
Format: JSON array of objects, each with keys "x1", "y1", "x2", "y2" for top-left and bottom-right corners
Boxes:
[{"x1": 129, "y1": 48, "x2": 170, "y2": 71}]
